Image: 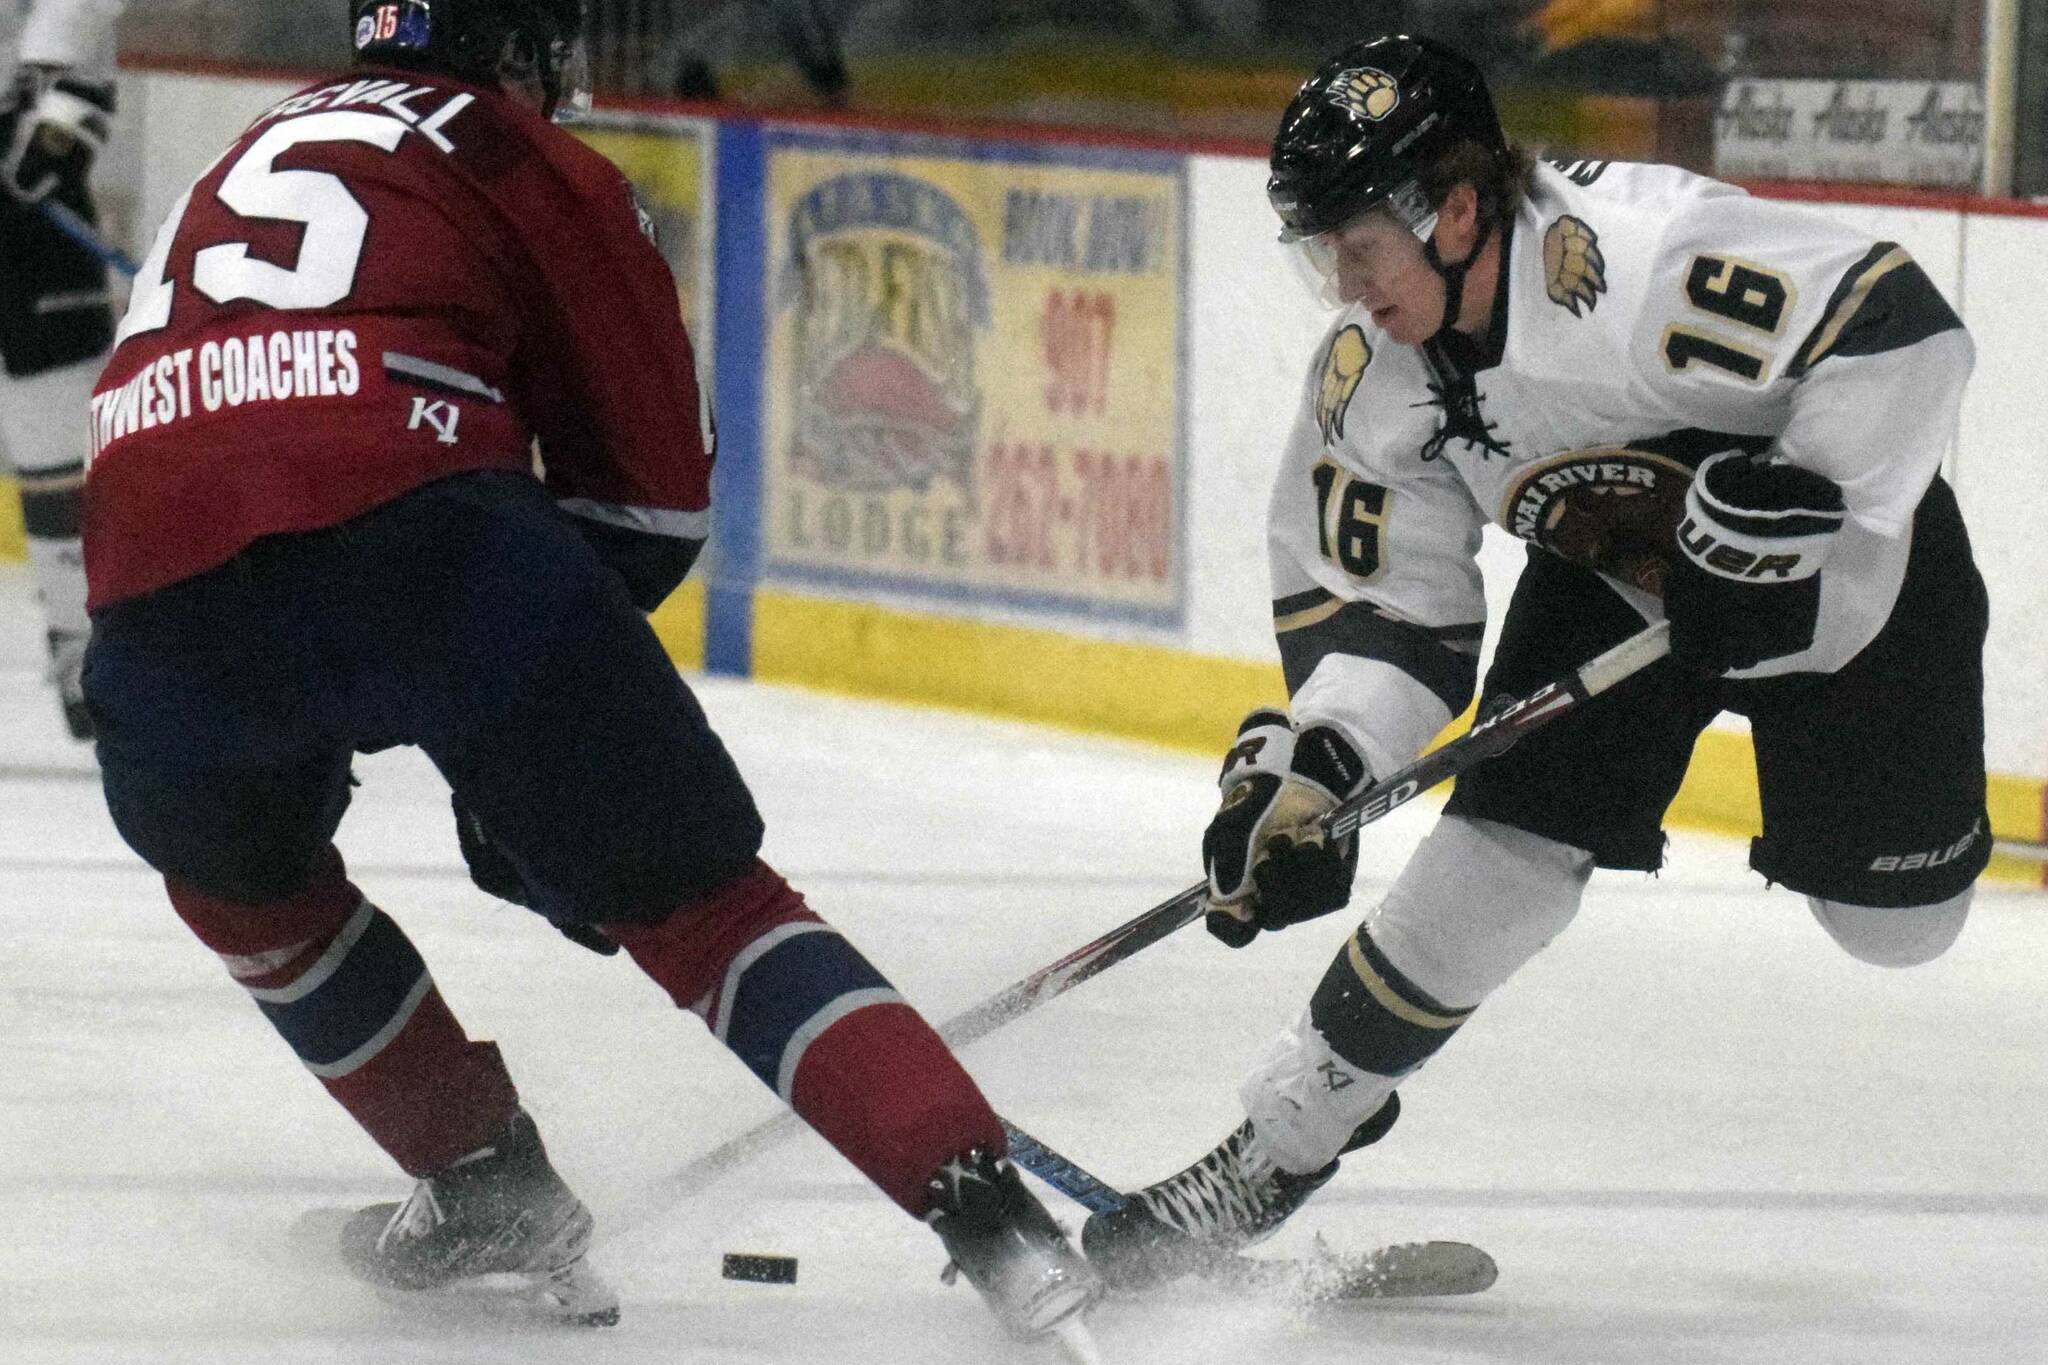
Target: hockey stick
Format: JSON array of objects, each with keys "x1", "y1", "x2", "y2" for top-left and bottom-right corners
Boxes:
[
  {"x1": 1002, "y1": 1118, "x2": 1124, "y2": 1214},
  {"x1": 629, "y1": 620, "x2": 1672, "y2": 1223},
  {"x1": 35, "y1": 195, "x2": 141, "y2": 277}
]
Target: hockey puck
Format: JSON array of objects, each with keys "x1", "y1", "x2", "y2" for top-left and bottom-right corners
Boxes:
[{"x1": 721, "y1": 1253, "x2": 799, "y2": 1285}]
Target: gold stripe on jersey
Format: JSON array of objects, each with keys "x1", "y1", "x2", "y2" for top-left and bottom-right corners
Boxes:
[
  {"x1": 1790, "y1": 245, "x2": 1913, "y2": 375},
  {"x1": 1274, "y1": 589, "x2": 1345, "y2": 634}
]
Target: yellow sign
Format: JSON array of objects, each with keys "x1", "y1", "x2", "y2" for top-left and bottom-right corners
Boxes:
[{"x1": 762, "y1": 131, "x2": 1185, "y2": 622}]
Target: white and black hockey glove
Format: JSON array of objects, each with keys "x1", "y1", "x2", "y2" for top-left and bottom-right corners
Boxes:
[
  {"x1": 1201, "y1": 709, "x2": 1369, "y2": 949},
  {"x1": 2, "y1": 66, "x2": 114, "y2": 203},
  {"x1": 1664, "y1": 452, "x2": 1846, "y2": 673}
]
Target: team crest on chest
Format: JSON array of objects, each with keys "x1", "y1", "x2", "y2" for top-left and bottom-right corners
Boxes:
[
  {"x1": 1318, "y1": 325, "x2": 1371, "y2": 445},
  {"x1": 1502, "y1": 447, "x2": 1693, "y2": 595},
  {"x1": 1329, "y1": 68, "x2": 1400, "y2": 122},
  {"x1": 1543, "y1": 215, "x2": 1606, "y2": 317}
]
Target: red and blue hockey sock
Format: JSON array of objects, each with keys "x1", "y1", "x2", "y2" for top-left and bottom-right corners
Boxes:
[
  {"x1": 605, "y1": 860, "x2": 1005, "y2": 1215},
  {"x1": 166, "y1": 844, "x2": 520, "y2": 1176}
]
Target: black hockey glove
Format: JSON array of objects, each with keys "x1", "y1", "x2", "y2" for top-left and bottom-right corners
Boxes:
[
  {"x1": 1201, "y1": 709, "x2": 1368, "y2": 948},
  {"x1": 2, "y1": 67, "x2": 114, "y2": 203},
  {"x1": 1664, "y1": 452, "x2": 1846, "y2": 673},
  {"x1": 451, "y1": 795, "x2": 619, "y2": 956}
]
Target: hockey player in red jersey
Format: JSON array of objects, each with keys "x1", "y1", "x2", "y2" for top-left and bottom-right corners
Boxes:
[
  {"x1": 81, "y1": 0, "x2": 1098, "y2": 1339},
  {"x1": 1082, "y1": 35, "x2": 1991, "y2": 1288}
]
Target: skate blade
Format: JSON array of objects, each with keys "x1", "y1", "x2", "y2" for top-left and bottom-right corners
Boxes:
[
  {"x1": 418, "y1": 1261, "x2": 622, "y2": 1328},
  {"x1": 1051, "y1": 1315, "x2": 1105, "y2": 1365}
]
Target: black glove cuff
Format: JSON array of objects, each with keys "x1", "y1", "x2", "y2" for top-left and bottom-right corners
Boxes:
[
  {"x1": 1291, "y1": 724, "x2": 1368, "y2": 803},
  {"x1": 1679, "y1": 454, "x2": 1844, "y2": 584}
]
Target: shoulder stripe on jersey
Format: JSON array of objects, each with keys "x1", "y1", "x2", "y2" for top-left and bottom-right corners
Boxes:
[
  {"x1": 1273, "y1": 590, "x2": 1482, "y2": 715},
  {"x1": 1789, "y1": 244, "x2": 1962, "y2": 378}
]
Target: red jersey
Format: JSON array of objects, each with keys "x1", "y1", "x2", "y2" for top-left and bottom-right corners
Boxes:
[{"x1": 83, "y1": 69, "x2": 712, "y2": 610}]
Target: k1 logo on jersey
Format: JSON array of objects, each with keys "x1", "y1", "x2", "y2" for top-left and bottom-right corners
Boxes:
[{"x1": 407, "y1": 397, "x2": 461, "y2": 445}]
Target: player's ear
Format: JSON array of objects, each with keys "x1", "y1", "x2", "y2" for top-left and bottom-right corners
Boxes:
[{"x1": 1434, "y1": 183, "x2": 1481, "y2": 255}]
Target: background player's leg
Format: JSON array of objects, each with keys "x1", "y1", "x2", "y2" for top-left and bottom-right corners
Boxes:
[{"x1": 0, "y1": 188, "x2": 113, "y2": 738}]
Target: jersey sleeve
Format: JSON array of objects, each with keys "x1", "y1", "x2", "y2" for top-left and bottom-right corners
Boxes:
[
  {"x1": 495, "y1": 128, "x2": 714, "y2": 607},
  {"x1": 1628, "y1": 189, "x2": 1970, "y2": 537},
  {"x1": 1268, "y1": 326, "x2": 1489, "y2": 782}
]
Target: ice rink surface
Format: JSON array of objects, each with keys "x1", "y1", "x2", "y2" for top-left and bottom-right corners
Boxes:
[{"x1": 3, "y1": 569, "x2": 2045, "y2": 1365}]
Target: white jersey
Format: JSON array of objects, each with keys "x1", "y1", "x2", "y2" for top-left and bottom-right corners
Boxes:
[
  {"x1": 2, "y1": 0, "x2": 122, "y2": 90},
  {"x1": 1269, "y1": 159, "x2": 1973, "y2": 780}
]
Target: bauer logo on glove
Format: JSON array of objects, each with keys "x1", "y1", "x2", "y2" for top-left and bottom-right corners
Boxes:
[
  {"x1": 1664, "y1": 451, "x2": 1845, "y2": 673},
  {"x1": 1201, "y1": 710, "x2": 1370, "y2": 948}
]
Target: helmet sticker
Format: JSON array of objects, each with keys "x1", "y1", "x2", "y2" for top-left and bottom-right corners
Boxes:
[
  {"x1": 1327, "y1": 67, "x2": 1401, "y2": 122},
  {"x1": 354, "y1": 1, "x2": 433, "y2": 54}
]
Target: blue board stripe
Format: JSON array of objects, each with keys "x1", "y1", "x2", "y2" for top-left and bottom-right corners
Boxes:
[{"x1": 707, "y1": 118, "x2": 767, "y2": 677}]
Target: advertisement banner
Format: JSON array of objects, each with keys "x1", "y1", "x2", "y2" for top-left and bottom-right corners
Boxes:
[
  {"x1": 759, "y1": 128, "x2": 1187, "y2": 625},
  {"x1": 1714, "y1": 80, "x2": 1983, "y2": 189},
  {"x1": 573, "y1": 113, "x2": 714, "y2": 340}
]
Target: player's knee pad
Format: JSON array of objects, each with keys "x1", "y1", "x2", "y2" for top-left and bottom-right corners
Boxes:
[
  {"x1": 1807, "y1": 886, "x2": 1972, "y2": 967},
  {"x1": 1366, "y1": 815, "x2": 1594, "y2": 1007}
]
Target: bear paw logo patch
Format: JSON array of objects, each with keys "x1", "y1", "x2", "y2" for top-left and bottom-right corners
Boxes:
[
  {"x1": 1544, "y1": 215, "x2": 1607, "y2": 317},
  {"x1": 1318, "y1": 325, "x2": 1372, "y2": 446}
]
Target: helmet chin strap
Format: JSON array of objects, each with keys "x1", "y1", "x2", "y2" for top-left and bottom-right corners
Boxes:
[{"x1": 1421, "y1": 214, "x2": 1494, "y2": 350}]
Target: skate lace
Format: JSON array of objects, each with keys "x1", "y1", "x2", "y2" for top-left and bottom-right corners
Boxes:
[
  {"x1": 378, "y1": 1181, "x2": 447, "y2": 1252},
  {"x1": 1133, "y1": 1125, "x2": 1278, "y2": 1242}
]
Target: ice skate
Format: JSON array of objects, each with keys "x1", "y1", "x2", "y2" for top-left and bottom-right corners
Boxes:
[
  {"x1": 337, "y1": 1109, "x2": 618, "y2": 1326},
  {"x1": 926, "y1": 1148, "x2": 1103, "y2": 1343},
  {"x1": 1081, "y1": 1096, "x2": 1398, "y2": 1291},
  {"x1": 45, "y1": 629, "x2": 90, "y2": 741}
]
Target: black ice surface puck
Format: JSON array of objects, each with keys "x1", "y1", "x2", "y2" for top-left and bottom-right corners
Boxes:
[{"x1": 721, "y1": 1252, "x2": 799, "y2": 1285}]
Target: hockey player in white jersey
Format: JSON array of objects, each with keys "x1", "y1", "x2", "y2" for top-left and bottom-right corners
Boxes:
[
  {"x1": 1083, "y1": 34, "x2": 1990, "y2": 1287},
  {"x1": 0, "y1": 0, "x2": 121, "y2": 738}
]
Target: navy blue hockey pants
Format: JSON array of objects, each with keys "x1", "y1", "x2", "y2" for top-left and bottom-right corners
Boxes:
[{"x1": 84, "y1": 470, "x2": 764, "y2": 924}]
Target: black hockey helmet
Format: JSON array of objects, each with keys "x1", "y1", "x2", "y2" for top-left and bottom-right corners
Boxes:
[
  {"x1": 351, "y1": 0, "x2": 591, "y2": 119},
  {"x1": 1268, "y1": 34, "x2": 1508, "y2": 244}
]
